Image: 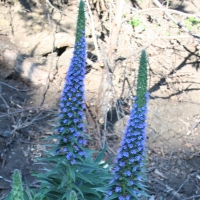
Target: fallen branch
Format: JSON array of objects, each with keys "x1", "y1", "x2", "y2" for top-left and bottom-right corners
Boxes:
[
  {"x1": 152, "y1": 0, "x2": 200, "y2": 40},
  {"x1": 124, "y1": 5, "x2": 200, "y2": 18},
  {"x1": 0, "y1": 105, "x2": 50, "y2": 118},
  {"x1": 0, "y1": 81, "x2": 29, "y2": 92},
  {"x1": 184, "y1": 195, "x2": 200, "y2": 200}
]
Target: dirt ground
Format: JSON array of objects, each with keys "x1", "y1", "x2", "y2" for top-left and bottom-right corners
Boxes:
[{"x1": 0, "y1": 0, "x2": 200, "y2": 199}]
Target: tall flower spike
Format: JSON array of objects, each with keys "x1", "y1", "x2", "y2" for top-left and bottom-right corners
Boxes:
[
  {"x1": 55, "y1": 0, "x2": 87, "y2": 165},
  {"x1": 106, "y1": 50, "x2": 148, "y2": 200}
]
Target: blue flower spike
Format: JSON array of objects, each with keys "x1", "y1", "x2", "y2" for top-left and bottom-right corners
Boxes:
[
  {"x1": 106, "y1": 50, "x2": 149, "y2": 199},
  {"x1": 55, "y1": 0, "x2": 87, "y2": 164}
]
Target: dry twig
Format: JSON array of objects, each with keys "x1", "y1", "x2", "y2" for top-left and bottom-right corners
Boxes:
[
  {"x1": 152, "y1": 0, "x2": 200, "y2": 40},
  {"x1": 0, "y1": 81, "x2": 29, "y2": 92},
  {"x1": 45, "y1": 0, "x2": 76, "y2": 20},
  {"x1": 85, "y1": 0, "x2": 101, "y2": 62},
  {"x1": 108, "y1": 0, "x2": 125, "y2": 69}
]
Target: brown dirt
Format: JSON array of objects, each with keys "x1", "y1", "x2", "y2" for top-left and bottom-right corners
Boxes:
[{"x1": 0, "y1": 0, "x2": 200, "y2": 199}]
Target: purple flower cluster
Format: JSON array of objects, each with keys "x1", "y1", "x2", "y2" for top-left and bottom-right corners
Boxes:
[
  {"x1": 55, "y1": 33, "x2": 88, "y2": 164},
  {"x1": 106, "y1": 95, "x2": 148, "y2": 199}
]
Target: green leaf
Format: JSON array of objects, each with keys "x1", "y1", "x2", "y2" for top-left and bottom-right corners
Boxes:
[
  {"x1": 72, "y1": 184, "x2": 84, "y2": 198},
  {"x1": 105, "y1": 193, "x2": 119, "y2": 200},
  {"x1": 76, "y1": 173, "x2": 93, "y2": 184},
  {"x1": 68, "y1": 165, "x2": 76, "y2": 182},
  {"x1": 62, "y1": 190, "x2": 71, "y2": 200},
  {"x1": 58, "y1": 174, "x2": 69, "y2": 189},
  {"x1": 94, "y1": 145, "x2": 107, "y2": 163},
  {"x1": 79, "y1": 185, "x2": 101, "y2": 197},
  {"x1": 23, "y1": 191, "x2": 32, "y2": 200},
  {"x1": 67, "y1": 120, "x2": 72, "y2": 126},
  {"x1": 5, "y1": 192, "x2": 12, "y2": 200},
  {"x1": 126, "y1": 187, "x2": 138, "y2": 199}
]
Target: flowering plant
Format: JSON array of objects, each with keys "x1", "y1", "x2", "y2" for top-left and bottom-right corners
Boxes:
[
  {"x1": 105, "y1": 50, "x2": 149, "y2": 200},
  {"x1": 6, "y1": 1, "x2": 149, "y2": 200},
  {"x1": 31, "y1": 1, "x2": 112, "y2": 199}
]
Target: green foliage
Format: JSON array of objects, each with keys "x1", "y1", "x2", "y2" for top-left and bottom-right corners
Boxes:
[
  {"x1": 104, "y1": 50, "x2": 149, "y2": 200},
  {"x1": 28, "y1": 1, "x2": 113, "y2": 198},
  {"x1": 5, "y1": 1, "x2": 149, "y2": 200},
  {"x1": 188, "y1": 17, "x2": 200, "y2": 26},
  {"x1": 130, "y1": 17, "x2": 141, "y2": 27},
  {"x1": 32, "y1": 148, "x2": 112, "y2": 199},
  {"x1": 5, "y1": 169, "x2": 47, "y2": 200},
  {"x1": 130, "y1": 17, "x2": 146, "y2": 33},
  {"x1": 5, "y1": 169, "x2": 24, "y2": 200},
  {"x1": 184, "y1": 17, "x2": 200, "y2": 30}
]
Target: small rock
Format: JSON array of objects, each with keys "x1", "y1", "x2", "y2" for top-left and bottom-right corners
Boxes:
[
  {"x1": 32, "y1": 24, "x2": 42, "y2": 33},
  {"x1": 23, "y1": 150, "x2": 29, "y2": 157},
  {"x1": 87, "y1": 40, "x2": 95, "y2": 51},
  {"x1": 55, "y1": 32, "x2": 74, "y2": 48},
  {"x1": 3, "y1": 49, "x2": 21, "y2": 68},
  {"x1": 52, "y1": 12, "x2": 61, "y2": 20},
  {"x1": 19, "y1": 59, "x2": 48, "y2": 85},
  {"x1": 36, "y1": 144, "x2": 45, "y2": 151},
  {"x1": 34, "y1": 32, "x2": 74, "y2": 56},
  {"x1": 1, "y1": 130, "x2": 11, "y2": 138}
]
